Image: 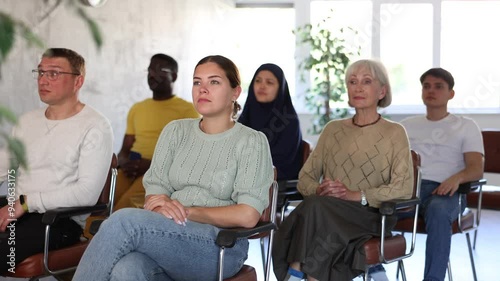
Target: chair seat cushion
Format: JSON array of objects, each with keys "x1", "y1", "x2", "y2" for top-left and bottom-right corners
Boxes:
[
  {"x1": 364, "y1": 235, "x2": 406, "y2": 265},
  {"x1": 224, "y1": 265, "x2": 257, "y2": 281},
  {"x1": 467, "y1": 185, "x2": 500, "y2": 210},
  {"x1": 5, "y1": 241, "x2": 88, "y2": 278},
  {"x1": 452, "y1": 209, "x2": 475, "y2": 233}
]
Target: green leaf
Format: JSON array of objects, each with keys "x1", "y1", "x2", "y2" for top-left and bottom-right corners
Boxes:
[
  {"x1": 0, "y1": 12, "x2": 15, "y2": 62},
  {"x1": 18, "y1": 23, "x2": 45, "y2": 49},
  {"x1": 7, "y1": 137, "x2": 27, "y2": 170},
  {"x1": 0, "y1": 107, "x2": 27, "y2": 170},
  {"x1": 0, "y1": 104, "x2": 17, "y2": 124},
  {"x1": 292, "y1": 9, "x2": 360, "y2": 134},
  {"x1": 76, "y1": 7, "x2": 103, "y2": 50}
]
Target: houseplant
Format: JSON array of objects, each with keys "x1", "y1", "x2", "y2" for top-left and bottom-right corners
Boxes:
[
  {"x1": 0, "y1": 0, "x2": 103, "y2": 69},
  {"x1": 0, "y1": 105, "x2": 26, "y2": 169},
  {"x1": 1, "y1": 0, "x2": 104, "y2": 168},
  {"x1": 294, "y1": 13, "x2": 360, "y2": 134}
]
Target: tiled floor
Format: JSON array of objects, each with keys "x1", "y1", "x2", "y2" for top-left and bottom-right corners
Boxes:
[
  {"x1": 247, "y1": 208, "x2": 500, "y2": 281},
  {"x1": 2, "y1": 209, "x2": 497, "y2": 281}
]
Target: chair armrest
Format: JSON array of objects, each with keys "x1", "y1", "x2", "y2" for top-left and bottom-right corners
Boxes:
[
  {"x1": 284, "y1": 179, "x2": 299, "y2": 189},
  {"x1": 280, "y1": 190, "x2": 303, "y2": 200},
  {"x1": 278, "y1": 180, "x2": 303, "y2": 200},
  {"x1": 215, "y1": 221, "x2": 276, "y2": 248},
  {"x1": 41, "y1": 204, "x2": 108, "y2": 225},
  {"x1": 379, "y1": 198, "x2": 421, "y2": 216},
  {"x1": 89, "y1": 219, "x2": 105, "y2": 235},
  {"x1": 457, "y1": 179, "x2": 487, "y2": 194}
]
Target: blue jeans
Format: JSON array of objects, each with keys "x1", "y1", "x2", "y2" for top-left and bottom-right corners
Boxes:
[
  {"x1": 418, "y1": 180, "x2": 465, "y2": 281},
  {"x1": 73, "y1": 208, "x2": 248, "y2": 281},
  {"x1": 368, "y1": 180, "x2": 465, "y2": 281}
]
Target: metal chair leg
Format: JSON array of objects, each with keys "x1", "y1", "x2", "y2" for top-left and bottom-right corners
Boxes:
[
  {"x1": 264, "y1": 229, "x2": 275, "y2": 281},
  {"x1": 398, "y1": 260, "x2": 407, "y2": 281},
  {"x1": 447, "y1": 260, "x2": 453, "y2": 281},
  {"x1": 396, "y1": 260, "x2": 401, "y2": 280},
  {"x1": 260, "y1": 236, "x2": 267, "y2": 273},
  {"x1": 218, "y1": 247, "x2": 226, "y2": 281},
  {"x1": 280, "y1": 207, "x2": 285, "y2": 226},
  {"x1": 279, "y1": 199, "x2": 290, "y2": 226},
  {"x1": 472, "y1": 229, "x2": 478, "y2": 249},
  {"x1": 466, "y1": 233, "x2": 478, "y2": 281}
]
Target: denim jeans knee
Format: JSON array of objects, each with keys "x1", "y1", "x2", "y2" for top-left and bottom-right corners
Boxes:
[
  {"x1": 111, "y1": 251, "x2": 171, "y2": 281},
  {"x1": 73, "y1": 208, "x2": 249, "y2": 281}
]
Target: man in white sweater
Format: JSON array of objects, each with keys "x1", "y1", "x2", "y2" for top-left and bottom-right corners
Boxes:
[{"x1": 0, "y1": 48, "x2": 113, "y2": 274}]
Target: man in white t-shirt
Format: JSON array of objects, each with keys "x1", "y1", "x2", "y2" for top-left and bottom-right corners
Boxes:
[
  {"x1": 369, "y1": 68, "x2": 484, "y2": 281},
  {"x1": 0, "y1": 48, "x2": 113, "y2": 274}
]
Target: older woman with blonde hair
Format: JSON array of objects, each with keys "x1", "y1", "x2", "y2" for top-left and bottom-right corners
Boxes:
[{"x1": 272, "y1": 59, "x2": 414, "y2": 281}]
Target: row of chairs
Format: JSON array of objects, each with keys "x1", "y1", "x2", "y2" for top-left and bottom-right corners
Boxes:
[
  {"x1": 2, "y1": 153, "x2": 276, "y2": 281},
  {"x1": 4, "y1": 130, "x2": 497, "y2": 281},
  {"x1": 278, "y1": 137, "x2": 490, "y2": 281},
  {"x1": 3, "y1": 154, "x2": 118, "y2": 280}
]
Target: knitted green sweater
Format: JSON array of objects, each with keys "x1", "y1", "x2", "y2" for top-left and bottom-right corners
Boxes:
[{"x1": 144, "y1": 118, "x2": 274, "y2": 215}]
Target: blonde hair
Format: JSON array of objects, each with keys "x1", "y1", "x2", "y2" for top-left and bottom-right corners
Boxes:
[
  {"x1": 345, "y1": 59, "x2": 392, "y2": 108},
  {"x1": 42, "y1": 48, "x2": 85, "y2": 77}
]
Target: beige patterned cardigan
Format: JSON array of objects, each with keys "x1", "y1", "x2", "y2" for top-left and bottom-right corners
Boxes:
[{"x1": 298, "y1": 118, "x2": 414, "y2": 208}]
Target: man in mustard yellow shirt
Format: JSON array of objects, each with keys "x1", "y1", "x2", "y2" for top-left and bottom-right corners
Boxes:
[{"x1": 114, "y1": 54, "x2": 199, "y2": 209}]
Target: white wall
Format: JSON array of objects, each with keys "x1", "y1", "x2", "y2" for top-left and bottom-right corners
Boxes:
[
  {"x1": 0, "y1": 0, "x2": 236, "y2": 151},
  {"x1": 1, "y1": 0, "x2": 499, "y2": 185}
]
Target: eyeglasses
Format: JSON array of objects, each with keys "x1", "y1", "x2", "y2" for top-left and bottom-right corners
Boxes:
[{"x1": 32, "y1": 69, "x2": 80, "y2": 81}]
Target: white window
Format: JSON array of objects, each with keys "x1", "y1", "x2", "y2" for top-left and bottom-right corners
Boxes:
[
  {"x1": 379, "y1": 3, "x2": 433, "y2": 110},
  {"x1": 441, "y1": 1, "x2": 500, "y2": 112},
  {"x1": 226, "y1": 7, "x2": 296, "y2": 107},
  {"x1": 310, "y1": 1, "x2": 371, "y2": 60},
  {"x1": 307, "y1": 0, "x2": 500, "y2": 114}
]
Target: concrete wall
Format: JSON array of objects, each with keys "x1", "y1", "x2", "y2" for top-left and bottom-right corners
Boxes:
[
  {"x1": 1, "y1": 0, "x2": 499, "y2": 185},
  {"x1": 0, "y1": 0, "x2": 236, "y2": 151}
]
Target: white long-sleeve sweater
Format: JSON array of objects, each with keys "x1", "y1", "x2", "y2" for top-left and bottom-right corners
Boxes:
[{"x1": 0, "y1": 105, "x2": 113, "y2": 227}]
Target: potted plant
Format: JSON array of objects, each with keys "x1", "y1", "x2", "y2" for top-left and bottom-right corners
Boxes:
[
  {"x1": 0, "y1": 105, "x2": 26, "y2": 170},
  {"x1": 294, "y1": 12, "x2": 360, "y2": 134},
  {"x1": 1, "y1": 0, "x2": 104, "y2": 168},
  {"x1": 0, "y1": 0, "x2": 103, "y2": 69}
]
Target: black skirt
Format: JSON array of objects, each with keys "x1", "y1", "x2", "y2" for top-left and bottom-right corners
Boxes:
[{"x1": 272, "y1": 195, "x2": 397, "y2": 281}]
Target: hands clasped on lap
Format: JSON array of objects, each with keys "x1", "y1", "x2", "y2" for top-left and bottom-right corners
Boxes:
[
  {"x1": 316, "y1": 178, "x2": 355, "y2": 201},
  {"x1": 144, "y1": 194, "x2": 187, "y2": 226}
]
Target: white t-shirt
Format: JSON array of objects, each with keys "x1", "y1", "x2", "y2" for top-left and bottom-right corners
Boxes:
[{"x1": 401, "y1": 114, "x2": 484, "y2": 183}]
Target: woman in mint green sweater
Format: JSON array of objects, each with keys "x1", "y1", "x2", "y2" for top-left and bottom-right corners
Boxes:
[{"x1": 73, "y1": 55, "x2": 274, "y2": 281}]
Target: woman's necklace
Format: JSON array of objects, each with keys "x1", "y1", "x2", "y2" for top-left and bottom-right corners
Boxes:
[{"x1": 352, "y1": 114, "x2": 381, "y2": 128}]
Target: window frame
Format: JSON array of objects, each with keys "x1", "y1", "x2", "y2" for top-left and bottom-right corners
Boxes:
[{"x1": 294, "y1": 0, "x2": 500, "y2": 115}]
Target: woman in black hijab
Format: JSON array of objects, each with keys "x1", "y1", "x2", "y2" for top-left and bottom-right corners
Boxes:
[{"x1": 238, "y1": 63, "x2": 303, "y2": 181}]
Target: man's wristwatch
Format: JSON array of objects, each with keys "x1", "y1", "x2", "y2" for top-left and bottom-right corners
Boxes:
[
  {"x1": 19, "y1": 195, "x2": 29, "y2": 212},
  {"x1": 360, "y1": 191, "x2": 368, "y2": 206}
]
